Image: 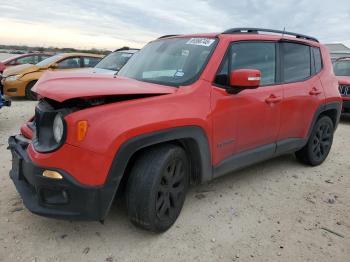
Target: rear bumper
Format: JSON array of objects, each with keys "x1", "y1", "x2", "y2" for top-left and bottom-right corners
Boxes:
[
  {"x1": 8, "y1": 135, "x2": 116, "y2": 220},
  {"x1": 3, "y1": 79, "x2": 26, "y2": 97}
]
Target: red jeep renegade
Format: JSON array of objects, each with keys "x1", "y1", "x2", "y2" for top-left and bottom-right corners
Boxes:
[
  {"x1": 8, "y1": 28, "x2": 342, "y2": 232},
  {"x1": 333, "y1": 57, "x2": 350, "y2": 113}
]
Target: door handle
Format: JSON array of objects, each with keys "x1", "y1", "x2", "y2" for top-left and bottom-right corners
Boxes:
[
  {"x1": 265, "y1": 94, "x2": 282, "y2": 104},
  {"x1": 309, "y1": 87, "x2": 322, "y2": 96}
]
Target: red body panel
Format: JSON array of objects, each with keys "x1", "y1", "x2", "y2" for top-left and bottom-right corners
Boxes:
[
  {"x1": 23, "y1": 33, "x2": 341, "y2": 186},
  {"x1": 0, "y1": 62, "x2": 5, "y2": 73},
  {"x1": 34, "y1": 73, "x2": 176, "y2": 102},
  {"x1": 278, "y1": 76, "x2": 325, "y2": 140},
  {"x1": 211, "y1": 84, "x2": 283, "y2": 164},
  {"x1": 27, "y1": 143, "x2": 111, "y2": 185}
]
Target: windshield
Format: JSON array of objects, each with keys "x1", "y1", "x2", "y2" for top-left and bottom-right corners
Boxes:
[
  {"x1": 95, "y1": 52, "x2": 133, "y2": 71},
  {"x1": 118, "y1": 37, "x2": 218, "y2": 86},
  {"x1": 36, "y1": 54, "x2": 64, "y2": 67},
  {"x1": 333, "y1": 60, "x2": 350, "y2": 76}
]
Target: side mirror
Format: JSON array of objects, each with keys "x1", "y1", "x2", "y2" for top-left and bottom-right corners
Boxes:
[
  {"x1": 227, "y1": 69, "x2": 261, "y2": 94},
  {"x1": 49, "y1": 63, "x2": 59, "y2": 69}
]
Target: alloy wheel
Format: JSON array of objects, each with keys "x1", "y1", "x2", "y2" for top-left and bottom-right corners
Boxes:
[{"x1": 156, "y1": 158, "x2": 186, "y2": 221}]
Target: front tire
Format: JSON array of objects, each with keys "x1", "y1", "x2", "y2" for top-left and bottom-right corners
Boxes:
[
  {"x1": 25, "y1": 81, "x2": 38, "y2": 100},
  {"x1": 295, "y1": 116, "x2": 334, "y2": 166},
  {"x1": 126, "y1": 144, "x2": 189, "y2": 232}
]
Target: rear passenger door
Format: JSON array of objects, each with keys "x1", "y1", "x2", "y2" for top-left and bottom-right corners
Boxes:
[{"x1": 277, "y1": 42, "x2": 325, "y2": 143}]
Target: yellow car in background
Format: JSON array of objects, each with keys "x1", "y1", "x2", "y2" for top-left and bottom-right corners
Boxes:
[{"x1": 2, "y1": 53, "x2": 103, "y2": 99}]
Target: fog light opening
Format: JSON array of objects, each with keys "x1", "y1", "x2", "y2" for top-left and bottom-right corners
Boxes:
[{"x1": 42, "y1": 170, "x2": 63, "y2": 180}]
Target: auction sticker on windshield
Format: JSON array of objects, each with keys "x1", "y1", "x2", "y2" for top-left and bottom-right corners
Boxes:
[{"x1": 186, "y1": 38, "x2": 215, "y2": 47}]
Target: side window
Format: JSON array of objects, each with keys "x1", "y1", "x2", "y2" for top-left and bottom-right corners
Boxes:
[
  {"x1": 39, "y1": 55, "x2": 51, "y2": 62},
  {"x1": 83, "y1": 57, "x2": 100, "y2": 68},
  {"x1": 57, "y1": 57, "x2": 81, "y2": 69},
  {"x1": 16, "y1": 56, "x2": 36, "y2": 64},
  {"x1": 282, "y1": 43, "x2": 311, "y2": 82},
  {"x1": 8, "y1": 60, "x2": 17, "y2": 65},
  {"x1": 214, "y1": 42, "x2": 276, "y2": 86},
  {"x1": 312, "y1": 47, "x2": 322, "y2": 73}
]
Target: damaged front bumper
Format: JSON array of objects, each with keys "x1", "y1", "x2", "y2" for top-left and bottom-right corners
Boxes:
[{"x1": 8, "y1": 135, "x2": 114, "y2": 221}]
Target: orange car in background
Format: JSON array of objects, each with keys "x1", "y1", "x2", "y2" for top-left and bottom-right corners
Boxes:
[{"x1": 2, "y1": 53, "x2": 103, "y2": 99}]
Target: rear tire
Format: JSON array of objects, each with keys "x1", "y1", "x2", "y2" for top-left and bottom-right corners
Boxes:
[
  {"x1": 126, "y1": 144, "x2": 189, "y2": 232},
  {"x1": 25, "y1": 81, "x2": 38, "y2": 100},
  {"x1": 295, "y1": 116, "x2": 334, "y2": 166}
]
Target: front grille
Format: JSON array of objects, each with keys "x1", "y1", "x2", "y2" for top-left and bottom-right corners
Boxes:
[{"x1": 339, "y1": 84, "x2": 350, "y2": 97}]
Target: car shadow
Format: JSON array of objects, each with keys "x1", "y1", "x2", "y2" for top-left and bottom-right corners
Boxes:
[
  {"x1": 340, "y1": 114, "x2": 350, "y2": 124},
  {"x1": 7, "y1": 97, "x2": 32, "y2": 102},
  {"x1": 28, "y1": 153, "x2": 300, "y2": 240}
]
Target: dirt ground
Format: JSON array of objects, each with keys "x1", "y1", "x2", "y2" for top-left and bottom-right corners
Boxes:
[{"x1": 0, "y1": 99, "x2": 349, "y2": 262}]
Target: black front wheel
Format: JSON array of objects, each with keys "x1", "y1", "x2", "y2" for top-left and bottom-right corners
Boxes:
[
  {"x1": 126, "y1": 144, "x2": 189, "y2": 232},
  {"x1": 295, "y1": 116, "x2": 334, "y2": 166}
]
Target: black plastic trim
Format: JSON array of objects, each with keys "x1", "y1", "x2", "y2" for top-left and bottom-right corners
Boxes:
[
  {"x1": 158, "y1": 34, "x2": 181, "y2": 39},
  {"x1": 99, "y1": 126, "x2": 213, "y2": 219},
  {"x1": 214, "y1": 144, "x2": 276, "y2": 178},
  {"x1": 342, "y1": 100, "x2": 350, "y2": 110},
  {"x1": 32, "y1": 101, "x2": 69, "y2": 153},
  {"x1": 8, "y1": 136, "x2": 106, "y2": 220},
  {"x1": 222, "y1": 28, "x2": 318, "y2": 42}
]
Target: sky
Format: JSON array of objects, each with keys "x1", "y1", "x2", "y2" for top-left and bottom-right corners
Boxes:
[{"x1": 0, "y1": 0, "x2": 349, "y2": 50}]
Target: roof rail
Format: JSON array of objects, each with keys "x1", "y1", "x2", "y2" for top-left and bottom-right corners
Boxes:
[
  {"x1": 335, "y1": 56, "x2": 350, "y2": 61},
  {"x1": 158, "y1": 34, "x2": 180, "y2": 39},
  {"x1": 222, "y1": 28, "x2": 318, "y2": 43},
  {"x1": 114, "y1": 47, "x2": 140, "y2": 52}
]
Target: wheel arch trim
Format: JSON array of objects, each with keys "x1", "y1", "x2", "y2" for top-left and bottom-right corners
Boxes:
[
  {"x1": 308, "y1": 101, "x2": 342, "y2": 139},
  {"x1": 99, "y1": 125, "x2": 212, "y2": 219}
]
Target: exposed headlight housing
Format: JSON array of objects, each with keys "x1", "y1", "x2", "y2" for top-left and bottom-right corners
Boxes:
[
  {"x1": 6, "y1": 74, "x2": 21, "y2": 81},
  {"x1": 53, "y1": 114, "x2": 64, "y2": 144},
  {"x1": 33, "y1": 100, "x2": 69, "y2": 153}
]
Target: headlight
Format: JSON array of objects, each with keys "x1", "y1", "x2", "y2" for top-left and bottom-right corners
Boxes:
[
  {"x1": 6, "y1": 74, "x2": 21, "y2": 81},
  {"x1": 53, "y1": 114, "x2": 64, "y2": 143}
]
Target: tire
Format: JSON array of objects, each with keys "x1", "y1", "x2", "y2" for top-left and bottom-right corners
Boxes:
[
  {"x1": 295, "y1": 116, "x2": 334, "y2": 166},
  {"x1": 126, "y1": 144, "x2": 189, "y2": 232},
  {"x1": 25, "y1": 81, "x2": 38, "y2": 100}
]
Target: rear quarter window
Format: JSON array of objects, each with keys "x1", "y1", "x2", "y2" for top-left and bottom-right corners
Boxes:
[{"x1": 312, "y1": 47, "x2": 322, "y2": 73}]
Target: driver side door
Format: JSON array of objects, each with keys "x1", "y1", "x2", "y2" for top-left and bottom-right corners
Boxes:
[
  {"x1": 211, "y1": 41, "x2": 283, "y2": 171},
  {"x1": 55, "y1": 57, "x2": 82, "y2": 70}
]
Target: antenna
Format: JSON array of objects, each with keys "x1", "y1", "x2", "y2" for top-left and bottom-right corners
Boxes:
[{"x1": 281, "y1": 27, "x2": 286, "y2": 38}]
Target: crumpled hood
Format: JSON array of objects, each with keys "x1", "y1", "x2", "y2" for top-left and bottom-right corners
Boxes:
[
  {"x1": 3, "y1": 64, "x2": 39, "y2": 77},
  {"x1": 336, "y1": 76, "x2": 350, "y2": 85},
  {"x1": 62, "y1": 67, "x2": 116, "y2": 75},
  {"x1": 33, "y1": 71, "x2": 176, "y2": 102}
]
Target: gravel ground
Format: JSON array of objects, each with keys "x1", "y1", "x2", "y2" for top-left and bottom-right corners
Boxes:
[{"x1": 0, "y1": 100, "x2": 349, "y2": 262}]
